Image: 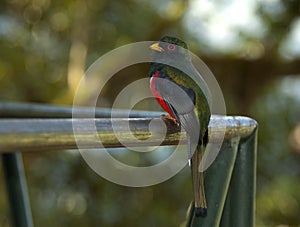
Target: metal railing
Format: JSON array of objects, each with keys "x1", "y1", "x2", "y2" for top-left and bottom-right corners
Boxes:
[{"x1": 0, "y1": 102, "x2": 258, "y2": 227}]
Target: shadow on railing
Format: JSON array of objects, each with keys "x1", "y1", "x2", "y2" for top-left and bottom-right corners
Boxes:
[{"x1": 0, "y1": 102, "x2": 257, "y2": 227}]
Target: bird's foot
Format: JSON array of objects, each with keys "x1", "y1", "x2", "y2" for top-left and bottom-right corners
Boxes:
[{"x1": 160, "y1": 114, "x2": 179, "y2": 125}]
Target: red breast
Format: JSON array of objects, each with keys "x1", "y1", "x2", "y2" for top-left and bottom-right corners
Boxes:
[{"x1": 150, "y1": 71, "x2": 175, "y2": 118}]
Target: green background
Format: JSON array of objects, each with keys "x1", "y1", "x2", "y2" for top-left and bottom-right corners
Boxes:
[{"x1": 1, "y1": 0, "x2": 300, "y2": 226}]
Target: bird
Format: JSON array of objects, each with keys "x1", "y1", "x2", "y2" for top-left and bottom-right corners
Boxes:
[{"x1": 149, "y1": 36, "x2": 211, "y2": 217}]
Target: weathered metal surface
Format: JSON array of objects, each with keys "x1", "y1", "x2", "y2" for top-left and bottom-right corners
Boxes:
[{"x1": 0, "y1": 116, "x2": 257, "y2": 152}]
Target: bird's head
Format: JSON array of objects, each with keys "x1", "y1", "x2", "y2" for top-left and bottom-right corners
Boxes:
[{"x1": 150, "y1": 36, "x2": 191, "y2": 63}]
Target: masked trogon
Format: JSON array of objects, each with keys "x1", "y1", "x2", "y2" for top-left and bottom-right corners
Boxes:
[{"x1": 149, "y1": 36, "x2": 211, "y2": 217}]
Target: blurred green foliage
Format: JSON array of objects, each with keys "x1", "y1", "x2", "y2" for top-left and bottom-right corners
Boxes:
[
  {"x1": 252, "y1": 77, "x2": 300, "y2": 226},
  {"x1": 1, "y1": 0, "x2": 300, "y2": 226}
]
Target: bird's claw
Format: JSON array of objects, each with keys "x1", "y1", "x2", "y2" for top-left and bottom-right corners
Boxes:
[{"x1": 160, "y1": 114, "x2": 179, "y2": 125}]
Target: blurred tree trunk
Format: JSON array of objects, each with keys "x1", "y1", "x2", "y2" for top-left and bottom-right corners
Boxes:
[
  {"x1": 202, "y1": 57, "x2": 300, "y2": 113},
  {"x1": 65, "y1": 0, "x2": 89, "y2": 103}
]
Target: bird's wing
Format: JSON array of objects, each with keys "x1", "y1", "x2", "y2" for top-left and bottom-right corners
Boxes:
[{"x1": 154, "y1": 71, "x2": 200, "y2": 158}]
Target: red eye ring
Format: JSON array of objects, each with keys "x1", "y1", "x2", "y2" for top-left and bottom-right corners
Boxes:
[{"x1": 167, "y1": 44, "x2": 176, "y2": 50}]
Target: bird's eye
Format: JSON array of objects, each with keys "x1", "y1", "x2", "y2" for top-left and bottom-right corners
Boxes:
[{"x1": 167, "y1": 44, "x2": 176, "y2": 51}]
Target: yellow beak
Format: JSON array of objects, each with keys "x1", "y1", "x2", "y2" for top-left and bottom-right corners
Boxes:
[{"x1": 150, "y1": 42, "x2": 164, "y2": 52}]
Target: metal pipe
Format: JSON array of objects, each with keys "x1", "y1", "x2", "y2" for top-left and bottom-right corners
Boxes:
[
  {"x1": 220, "y1": 129, "x2": 257, "y2": 227},
  {"x1": 187, "y1": 137, "x2": 240, "y2": 227},
  {"x1": 2, "y1": 153, "x2": 34, "y2": 227},
  {"x1": 0, "y1": 116, "x2": 257, "y2": 152},
  {"x1": 187, "y1": 128, "x2": 257, "y2": 227},
  {"x1": 0, "y1": 102, "x2": 162, "y2": 118}
]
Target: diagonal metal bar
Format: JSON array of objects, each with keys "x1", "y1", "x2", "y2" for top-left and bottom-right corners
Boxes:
[
  {"x1": 186, "y1": 125, "x2": 257, "y2": 227},
  {"x1": 219, "y1": 129, "x2": 257, "y2": 227},
  {"x1": 2, "y1": 153, "x2": 34, "y2": 227},
  {"x1": 187, "y1": 136, "x2": 240, "y2": 227}
]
